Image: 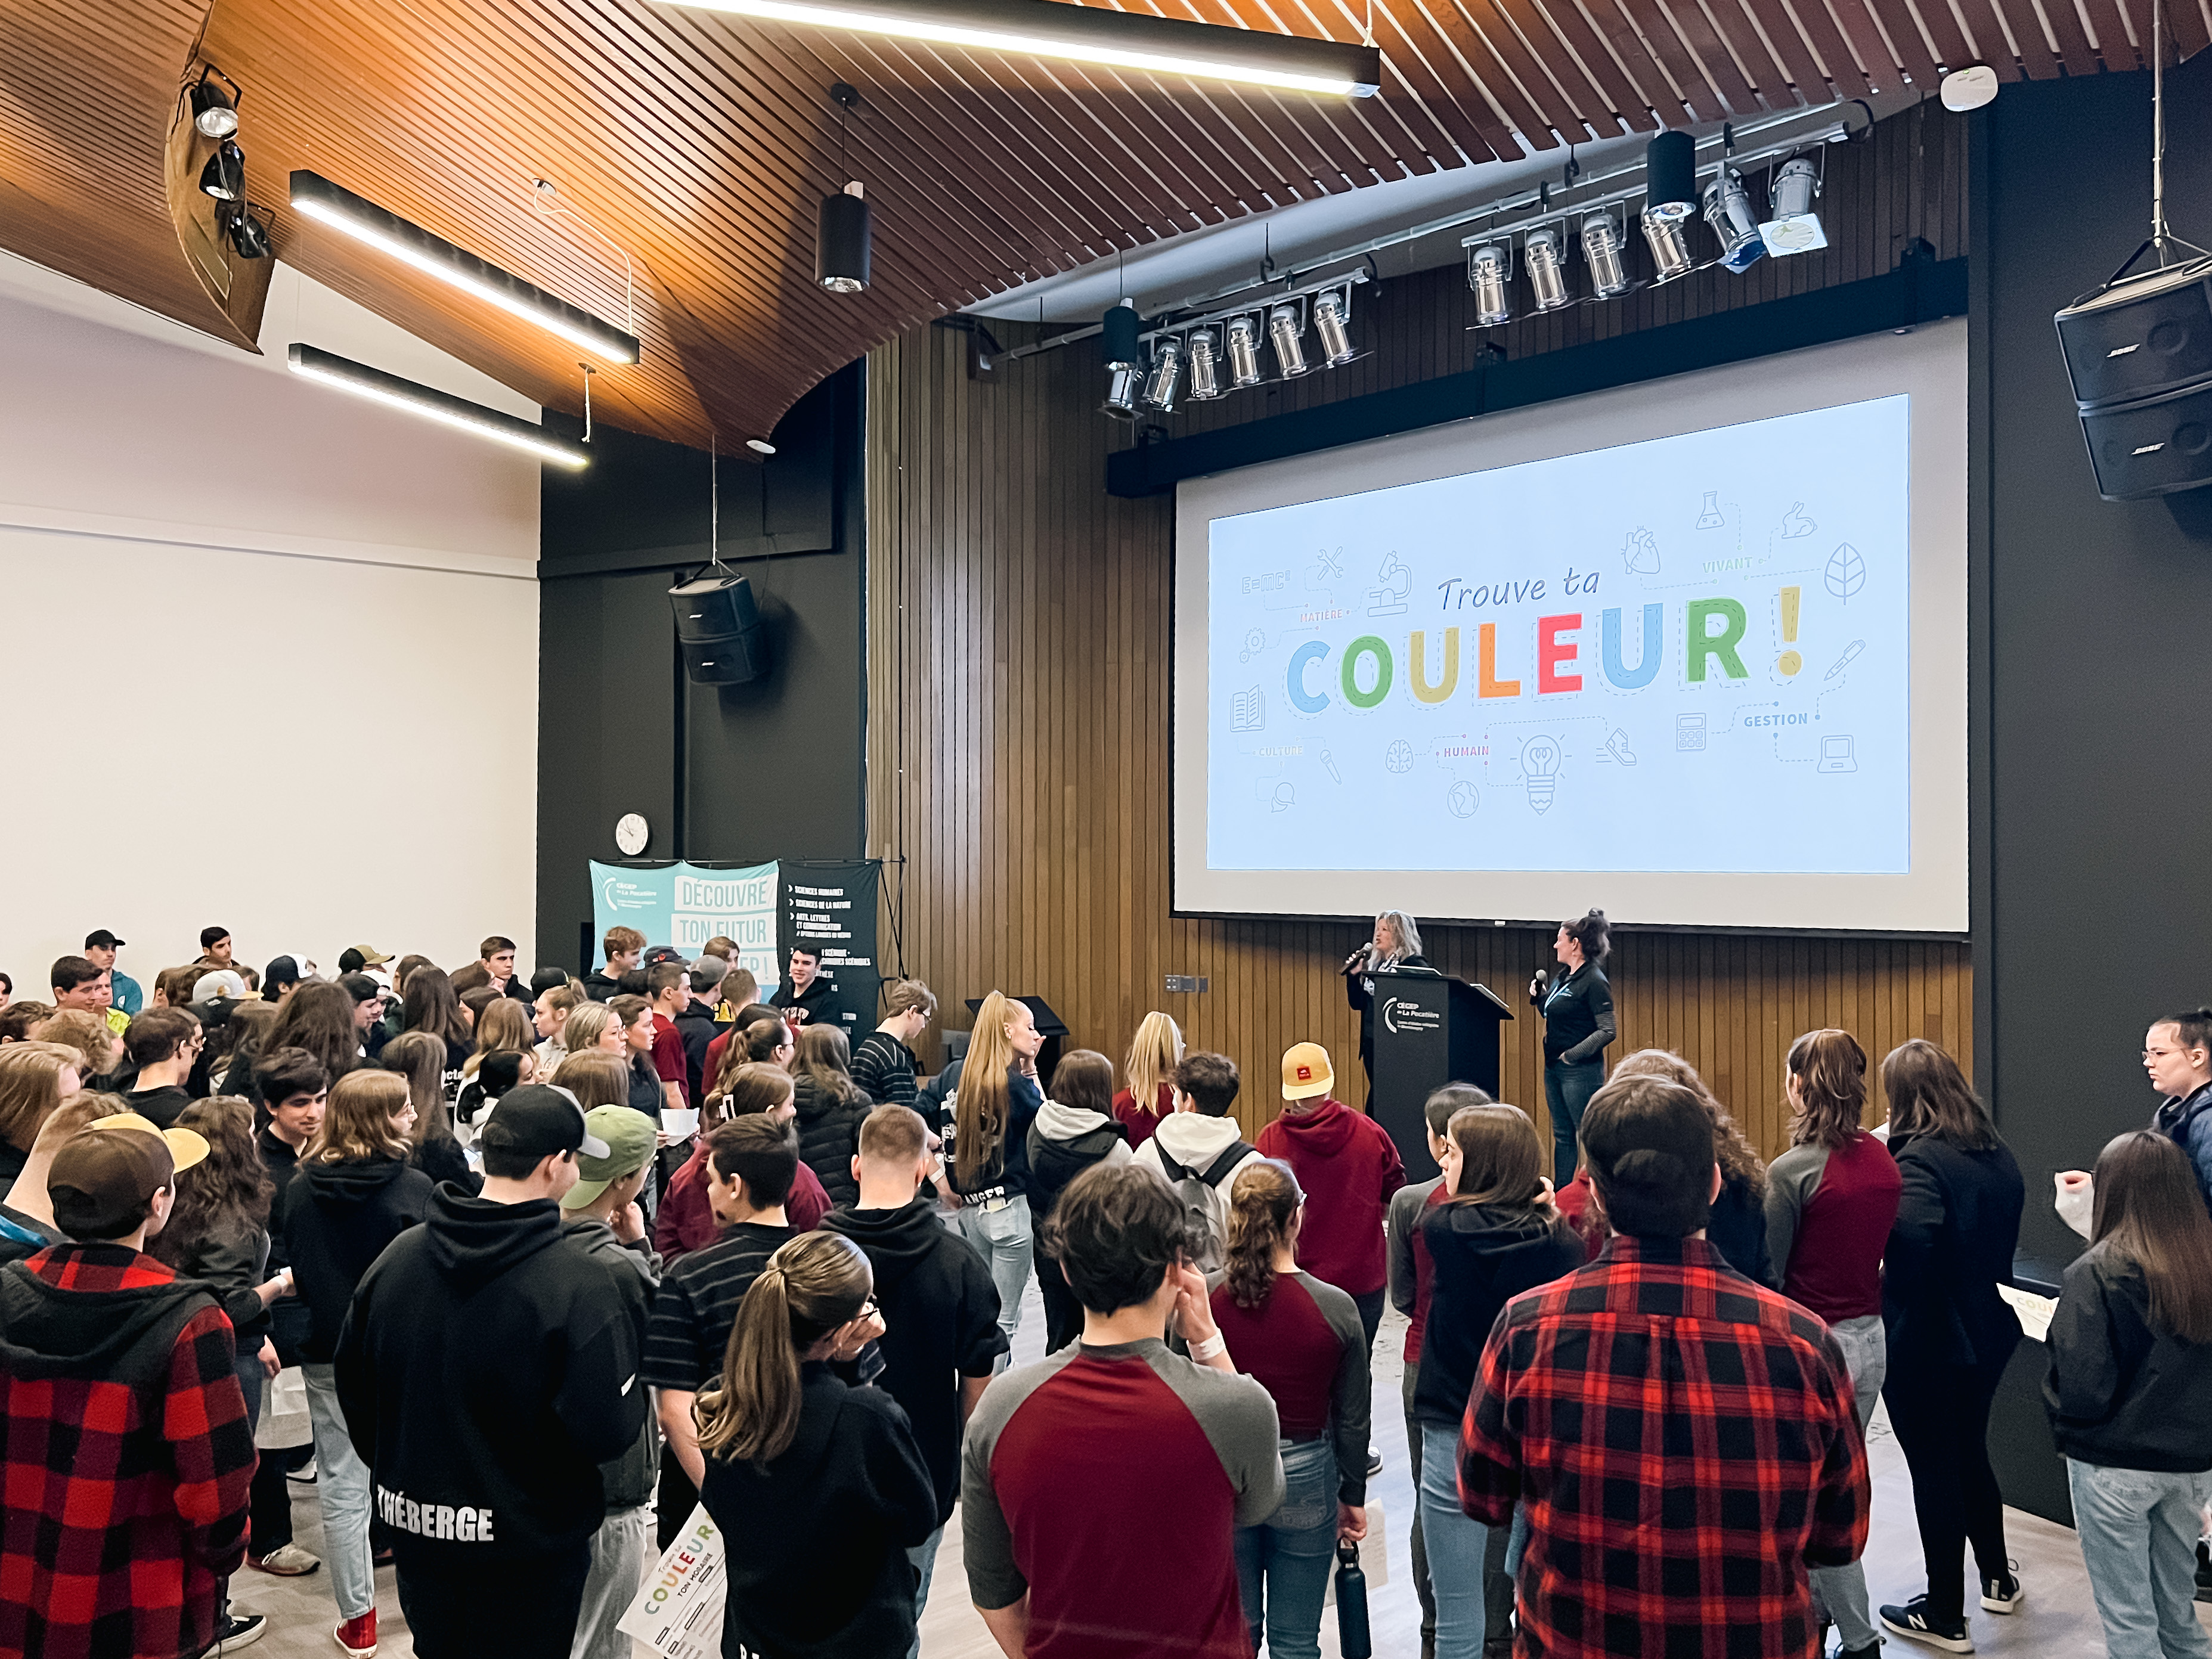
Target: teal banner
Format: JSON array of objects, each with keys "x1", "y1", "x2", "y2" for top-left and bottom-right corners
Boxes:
[{"x1": 591, "y1": 860, "x2": 782, "y2": 990}]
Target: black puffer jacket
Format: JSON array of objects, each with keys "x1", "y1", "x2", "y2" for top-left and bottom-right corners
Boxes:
[{"x1": 792, "y1": 1075, "x2": 872, "y2": 1208}]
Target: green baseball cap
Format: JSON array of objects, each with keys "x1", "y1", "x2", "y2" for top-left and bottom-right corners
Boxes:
[{"x1": 560, "y1": 1106, "x2": 660, "y2": 1210}]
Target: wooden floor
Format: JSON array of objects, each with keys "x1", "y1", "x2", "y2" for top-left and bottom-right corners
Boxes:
[{"x1": 236, "y1": 1279, "x2": 2189, "y2": 1658}]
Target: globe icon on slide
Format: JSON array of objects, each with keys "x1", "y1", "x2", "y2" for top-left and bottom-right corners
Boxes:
[
  {"x1": 1447, "y1": 781, "x2": 1480, "y2": 818},
  {"x1": 1384, "y1": 740, "x2": 1415, "y2": 774}
]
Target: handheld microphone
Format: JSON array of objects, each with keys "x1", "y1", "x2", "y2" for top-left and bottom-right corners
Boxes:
[{"x1": 1342, "y1": 944, "x2": 1373, "y2": 975}]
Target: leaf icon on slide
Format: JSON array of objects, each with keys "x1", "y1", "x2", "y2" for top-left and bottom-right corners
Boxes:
[{"x1": 1824, "y1": 544, "x2": 1866, "y2": 601}]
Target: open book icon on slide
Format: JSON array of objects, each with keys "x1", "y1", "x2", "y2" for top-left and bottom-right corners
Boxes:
[{"x1": 1229, "y1": 688, "x2": 1265, "y2": 732}]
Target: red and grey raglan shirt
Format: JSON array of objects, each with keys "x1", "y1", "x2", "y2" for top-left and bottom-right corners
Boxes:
[
  {"x1": 962, "y1": 1338, "x2": 1285, "y2": 1657},
  {"x1": 1458, "y1": 1235, "x2": 1870, "y2": 1659}
]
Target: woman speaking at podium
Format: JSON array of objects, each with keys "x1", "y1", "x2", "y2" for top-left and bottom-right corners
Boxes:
[
  {"x1": 1344, "y1": 910, "x2": 1429, "y2": 1086},
  {"x1": 1531, "y1": 910, "x2": 1616, "y2": 1182}
]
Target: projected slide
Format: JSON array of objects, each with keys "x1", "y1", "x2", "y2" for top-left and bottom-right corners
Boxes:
[{"x1": 1206, "y1": 395, "x2": 1909, "y2": 877}]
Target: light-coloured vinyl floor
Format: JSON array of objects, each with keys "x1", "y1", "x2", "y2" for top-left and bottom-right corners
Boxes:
[{"x1": 230, "y1": 1285, "x2": 2192, "y2": 1658}]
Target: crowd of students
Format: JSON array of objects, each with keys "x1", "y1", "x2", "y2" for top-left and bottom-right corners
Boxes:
[{"x1": 2, "y1": 922, "x2": 2212, "y2": 1659}]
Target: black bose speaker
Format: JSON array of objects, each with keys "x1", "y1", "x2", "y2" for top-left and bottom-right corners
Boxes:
[
  {"x1": 670, "y1": 575, "x2": 767, "y2": 684},
  {"x1": 2077, "y1": 380, "x2": 2212, "y2": 500},
  {"x1": 2055, "y1": 257, "x2": 2212, "y2": 407}
]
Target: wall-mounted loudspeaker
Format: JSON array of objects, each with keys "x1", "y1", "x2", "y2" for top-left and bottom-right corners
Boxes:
[
  {"x1": 2077, "y1": 381, "x2": 2212, "y2": 501},
  {"x1": 2056, "y1": 255, "x2": 2212, "y2": 501},
  {"x1": 2055, "y1": 258, "x2": 2212, "y2": 408},
  {"x1": 670, "y1": 574, "x2": 767, "y2": 684}
]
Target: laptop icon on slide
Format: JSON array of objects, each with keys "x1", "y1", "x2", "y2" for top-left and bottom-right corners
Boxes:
[{"x1": 1817, "y1": 735, "x2": 1858, "y2": 774}]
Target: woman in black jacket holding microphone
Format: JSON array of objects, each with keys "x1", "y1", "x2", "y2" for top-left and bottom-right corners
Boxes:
[
  {"x1": 1530, "y1": 910, "x2": 1615, "y2": 1182},
  {"x1": 1344, "y1": 910, "x2": 1428, "y2": 1086},
  {"x1": 1876, "y1": 1038, "x2": 2027, "y2": 1654}
]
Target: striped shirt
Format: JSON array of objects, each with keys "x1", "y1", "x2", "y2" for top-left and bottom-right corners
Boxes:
[{"x1": 641, "y1": 1222, "x2": 795, "y2": 1393}]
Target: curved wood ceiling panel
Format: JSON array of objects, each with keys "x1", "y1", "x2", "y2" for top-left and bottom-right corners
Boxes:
[{"x1": 3, "y1": 0, "x2": 2183, "y2": 446}]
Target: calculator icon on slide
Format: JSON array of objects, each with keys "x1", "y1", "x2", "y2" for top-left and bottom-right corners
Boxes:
[
  {"x1": 1817, "y1": 735, "x2": 1858, "y2": 774},
  {"x1": 1675, "y1": 714, "x2": 1706, "y2": 752}
]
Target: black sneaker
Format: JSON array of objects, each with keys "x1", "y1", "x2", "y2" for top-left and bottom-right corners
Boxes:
[
  {"x1": 1365, "y1": 1448, "x2": 1384, "y2": 1478},
  {"x1": 208, "y1": 1612, "x2": 267, "y2": 1652},
  {"x1": 1839, "y1": 1644, "x2": 1883, "y2": 1659},
  {"x1": 1979, "y1": 1565, "x2": 2023, "y2": 1614},
  {"x1": 2198, "y1": 1540, "x2": 2212, "y2": 1604},
  {"x1": 1880, "y1": 1598, "x2": 1972, "y2": 1653}
]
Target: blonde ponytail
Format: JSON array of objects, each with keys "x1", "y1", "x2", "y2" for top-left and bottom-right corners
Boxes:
[{"x1": 692, "y1": 1233, "x2": 872, "y2": 1468}]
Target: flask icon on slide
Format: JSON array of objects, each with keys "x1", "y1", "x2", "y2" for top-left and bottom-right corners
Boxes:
[{"x1": 1521, "y1": 736, "x2": 1562, "y2": 814}]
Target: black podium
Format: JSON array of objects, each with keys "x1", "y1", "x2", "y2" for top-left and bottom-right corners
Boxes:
[{"x1": 1367, "y1": 969, "x2": 1514, "y2": 1179}]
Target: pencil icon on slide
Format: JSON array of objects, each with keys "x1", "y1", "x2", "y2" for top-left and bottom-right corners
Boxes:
[{"x1": 1824, "y1": 640, "x2": 1866, "y2": 680}]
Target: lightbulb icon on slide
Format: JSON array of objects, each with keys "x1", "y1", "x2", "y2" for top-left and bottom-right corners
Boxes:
[{"x1": 1521, "y1": 736, "x2": 1562, "y2": 814}]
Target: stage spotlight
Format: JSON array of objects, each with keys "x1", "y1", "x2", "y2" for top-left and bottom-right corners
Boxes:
[
  {"x1": 1225, "y1": 315, "x2": 1263, "y2": 387},
  {"x1": 1100, "y1": 297, "x2": 1142, "y2": 420},
  {"x1": 1268, "y1": 303, "x2": 1309, "y2": 377},
  {"x1": 1644, "y1": 132, "x2": 1697, "y2": 221},
  {"x1": 190, "y1": 70, "x2": 240, "y2": 139},
  {"x1": 1703, "y1": 168, "x2": 1765, "y2": 273},
  {"x1": 1581, "y1": 212, "x2": 1630, "y2": 298},
  {"x1": 1187, "y1": 328, "x2": 1223, "y2": 399},
  {"x1": 1759, "y1": 157, "x2": 1826, "y2": 255},
  {"x1": 221, "y1": 203, "x2": 272, "y2": 260},
  {"x1": 1525, "y1": 225, "x2": 1572, "y2": 312},
  {"x1": 1465, "y1": 240, "x2": 1513, "y2": 326},
  {"x1": 199, "y1": 140, "x2": 245, "y2": 202},
  {"x1": 817, "y1": 182, "x2": 870, "y2": 293},
  {"x1": 1640, "y1": 210, "x2": 1696, "y2": 283},
  {"x1": 1143, "y1": 336, "x2": 1185, "y2": 411},
  {"x1": 1312, "y1": 289, "x2": 1356, "y2": 366}
]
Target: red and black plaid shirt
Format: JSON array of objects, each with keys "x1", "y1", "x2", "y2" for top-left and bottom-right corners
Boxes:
[
  {"x1": 0, "y1": 1245, "x2": 255, "y2": 1659},
  {"x1": 1458, "y1": 1234, "x2": 1869, "y2": 1659}
]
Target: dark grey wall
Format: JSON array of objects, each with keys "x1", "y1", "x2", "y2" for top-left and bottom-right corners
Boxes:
[
  {"x1": 1982, "y1": 53, "x2": 2212, "y2": 1264},
  {"x1": 536, "y1": 365, "x2": 866, "y2": 974}
]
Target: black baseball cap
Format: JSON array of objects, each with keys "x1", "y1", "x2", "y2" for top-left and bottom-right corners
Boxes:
[
  {"x1": 84, "y1": 929, "x2": 126, "y2": 950},
  {"x1": 337, "y1": 973, "x2": 382, "y2": 1004},
  {"x1": 265, "y1": 956, "x2": 302, "y2": 988},
  {"x1": 642, "y1": 945, "x2": 686, "y2": 968},
  {"x1": 481, "y1": 1084, "x2": 611, "y2": 1164}
]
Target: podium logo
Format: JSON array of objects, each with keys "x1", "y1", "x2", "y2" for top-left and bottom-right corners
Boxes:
[{"x1": 1382, "y1": 997, "x2": 1442, "y2": 1035}]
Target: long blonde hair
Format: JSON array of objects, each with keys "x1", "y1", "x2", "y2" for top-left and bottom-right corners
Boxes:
[
  {"x1": 0, "y1": 1041, "x2": 88, "y2": 1152},
  {"x1": 552, "y1": 1050, "x2": 631, "y2": 1111},
  {"x1": 464, "y1": 999, "x2": 532, "y2": 1077},
  {"x1": 955, "y1": 992, "x2": 1022, "y2": 1187},
  {"x1": 695, "y1": 1232, "x2": 871, "y2": 1466},
  {"x1": 563, "y1": 1002, "x2": 618, "y2": 1058},
  {"x1": 306, "y1": 1070, "x2": 413, "y2": 1164},
  {"x1": 1122, "y1": 1012, "x2": 1184, "y2": 1120}
]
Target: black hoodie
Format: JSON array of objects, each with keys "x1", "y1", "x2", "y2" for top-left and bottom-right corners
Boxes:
[
  {"x1": 276, "y1": 1155, "x2": 435, "y2": 1363},
  {"x1": 1415, "y1": 1200, "x2": 1587, "y2": 1424},
  {"x1": 333, "y1": 1186, "x2": 647, "y2": 1560},
  {"x1": 817, "y1": 1195, "x2": 1008, "y2": 1521}
]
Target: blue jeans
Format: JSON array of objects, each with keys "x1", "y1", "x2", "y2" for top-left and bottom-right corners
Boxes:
[
  {"x1": 1420, "y1": 1422, "x2": 1492, "y2": 1659},
  {"x1": 303, "y1": 1362, "x2": 376, "y2": 1620},
  {"x1": 1234, "y1": 1438, "x2": 1339, "y2": 1659},
  {"x1": 906, "y1": 1523, "x2": 944, "y2": 1659},
  {"x1": 1545, "y1": 1060, "x2": 1605, "y2": 1183},
  {"x1": 2068, "y1": 1460, "x2": 2212, "y2": 1659},
  {"x1": 946, "y1": 1195, "x2": 1033, "y2": 1371},
  {"x1": 1809, "y1": 1314, "x2": 1886, "y2": 1651}
]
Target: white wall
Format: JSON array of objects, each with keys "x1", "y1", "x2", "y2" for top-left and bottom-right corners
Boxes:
[{"x1": 0, "y1": 255, "x2": 543, "y2": 990}]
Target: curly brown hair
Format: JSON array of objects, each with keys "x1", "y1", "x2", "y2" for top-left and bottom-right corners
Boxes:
[
  {"x1": 1222, "y1": 1159, "x2": 1303, "y2": 1310},
  {"x1": 1610, "y1": 1048, "x2": 1767, "y2": 1199},
  {"x1": 150, "y1": 1096, "x2": 274, "y2": 1270}
]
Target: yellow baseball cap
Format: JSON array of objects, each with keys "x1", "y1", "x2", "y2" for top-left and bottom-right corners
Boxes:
[{"x1": 1280, "y1": 1042, "x2": 1335, "y2": 1101}]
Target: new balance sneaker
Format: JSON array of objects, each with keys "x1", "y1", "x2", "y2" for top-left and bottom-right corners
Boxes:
[
  {"x1": 1880, "y1": 1598, "x2": 1973, "y2": 1653},
  {"x1": 246, "y1": 1543, "x2": 320, "y2": 1576},
  {"x1": 1979, "y1": 1565, "x2": 2024, "y2": 1614},
  {"x1": 209, "y1": 1613, "x2": 267, "y2": 1651},
  {"x1": 333, "y1": 1612, "x2": 377, "y2": 1658}
]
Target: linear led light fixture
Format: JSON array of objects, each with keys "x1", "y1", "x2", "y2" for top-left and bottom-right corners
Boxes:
[
  {"x1": 288, "y1": 343, "x2": 591, "y2": 469},
  {"x1": 289, "y1": 171, "x2": 642, "y2": 364},
  {"x1": 659, "y1": 0, "x2": 1381, "y2": 97}
]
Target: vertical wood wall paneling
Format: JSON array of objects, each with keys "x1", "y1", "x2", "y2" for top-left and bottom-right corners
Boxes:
[{"x1": 865, "y1": 106, "x2": 1971, "y2": 1157}]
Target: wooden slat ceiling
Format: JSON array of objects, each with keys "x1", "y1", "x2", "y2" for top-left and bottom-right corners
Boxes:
[{"x1": 4, "y1": 0, "x2": 2191, "y2": 448}]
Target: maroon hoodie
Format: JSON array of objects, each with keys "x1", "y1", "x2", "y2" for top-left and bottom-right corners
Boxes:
[{"x1": 1256, "y1": 1097, "x2": 1406, "y2": 1296}]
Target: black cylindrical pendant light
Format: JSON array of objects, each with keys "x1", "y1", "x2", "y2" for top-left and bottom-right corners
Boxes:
[
  {"x1": 1101, "y1": 299, "x2": 1142, "y2": 368},
  {"x1": 817, "y1": 182, "x2": 870, "y2": 294},
  {"x1": 1644, "y1": 131, "x2": 1697, "y2": 222}
]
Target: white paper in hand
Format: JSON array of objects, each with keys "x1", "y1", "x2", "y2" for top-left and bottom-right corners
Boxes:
[
  {"x1": 662, "y1": 1108, "x2": 701, "y2": 1143},
  {"x1": 618, "y1": 1505, "x2": 724, "y2": 1658}
]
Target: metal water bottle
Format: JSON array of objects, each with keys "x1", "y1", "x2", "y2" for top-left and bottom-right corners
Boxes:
[{"x1": 1334, "y1": 1539, "x2": 1371, "y2": 1658}]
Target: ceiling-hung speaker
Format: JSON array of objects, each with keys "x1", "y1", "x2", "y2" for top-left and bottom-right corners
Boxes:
[
  {"x1": 2076, "y1": 380, "x2": 2212, "y2": 500},
  {"x1": 2055, "y1": 256, "x2": 2212, "y2": 408},
  {"x1": 670, "y1": 574, "x2": 768, "y2": 683}
]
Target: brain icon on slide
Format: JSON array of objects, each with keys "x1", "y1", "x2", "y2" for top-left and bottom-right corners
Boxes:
[{"x1": 1384, "y1": 740, "x2": 1415, "y2": 774}]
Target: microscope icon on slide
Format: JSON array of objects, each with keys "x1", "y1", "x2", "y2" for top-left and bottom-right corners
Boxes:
[{"x1": 1367, "y1": 555, "x2": 1411, "y2": 617}]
